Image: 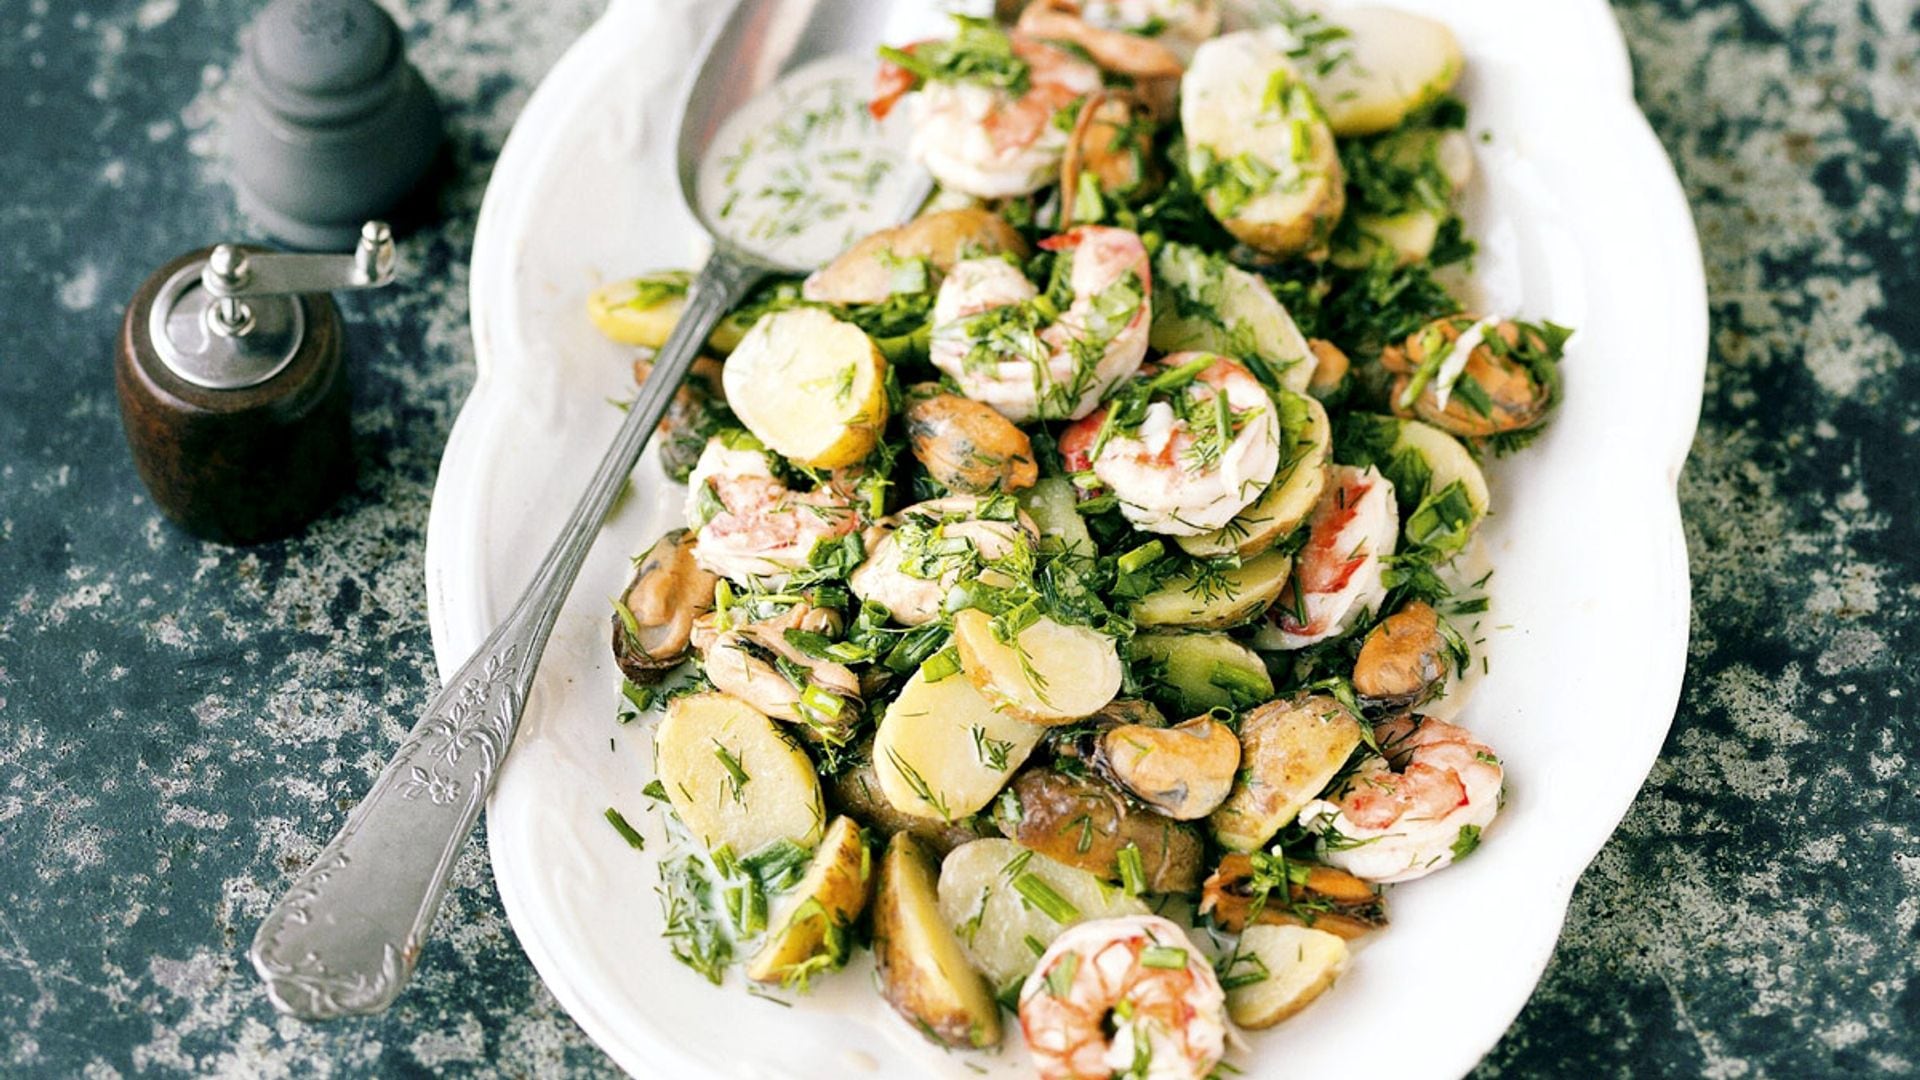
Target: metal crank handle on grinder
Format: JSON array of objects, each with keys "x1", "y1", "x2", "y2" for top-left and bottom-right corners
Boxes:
[{"x1": 249, "y1": 252, "x2": 767, "y2": 1019}]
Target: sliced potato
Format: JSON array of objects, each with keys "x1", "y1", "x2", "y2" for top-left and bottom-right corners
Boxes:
[
  {"x1": 746, "y1": 815, "x2": 872, "y2": 987},
  {"x1": 872, "y1": 667, "x2": 1043, "y2": 821},
  {"x1": 936, "y1": 838, "x2": 1147, "y2": 994},
  {"x1": 992, "y1": 768, "x2": 1206, "y2": 894},
  {"x1": 1178, "y1": 392, "x2": 1330, "y2": 558},
  {"x1": 656, "y1": 692, "x2": 825, "y2": 854},
  {"x1": 952, "y1": 608, "x2": 1122, "y2": 724},
  {"x1": 586, "y1": 271, "x2": 691, "y2": 348},
  {"x1": 827, "y1": 748, "x2": 998, "y2": 856},
  {"x1": 1209, "y1": 695, "x2": 1361, "y2": 853},
  {"x1": 1336, "y1": 413, "x2": 1490, "y2": 558},
  {"x1": 873, "y1": 834, "x2": 1002, "y2": 1050},
  {"x1": 1183, "y1": 33, "x2": 1344, "y2": 256},
  {"x1": 1131, "y1": 548, "x2": 1293, "y2": 629},
  {"x1": 1131, "y1": 632, "x2": 1274, "y2": 715},
  {"x1": 1018, "y1": 476, "x2": 1095, "y2": 554},
  {"x1": 721, "y1": 307, "x2": 889, "y2": 468},
  {"x1": 1151, "y1": 242, "x2": 1316, "y2": 395},
  {"x1": 1225, "y1": 924, "x2": 1350, "y2": 1027},
  {"x1": 1291, "y1": 7, "x2": 1463, "y2": 137}
]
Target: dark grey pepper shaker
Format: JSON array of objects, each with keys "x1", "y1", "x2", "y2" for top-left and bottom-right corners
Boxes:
[{"x1": 230, "y1": 0, "x2": 443, "y2": 249}]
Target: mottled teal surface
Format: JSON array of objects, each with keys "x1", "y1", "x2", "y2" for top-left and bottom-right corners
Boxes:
[{"x1": 0, "y1": 0, "x2": 1914, "y2": 1076}]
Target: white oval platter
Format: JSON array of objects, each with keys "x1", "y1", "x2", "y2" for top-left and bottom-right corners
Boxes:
[{"x1": 424, "y1": 1, "x2": 1709, "y2": 1076}]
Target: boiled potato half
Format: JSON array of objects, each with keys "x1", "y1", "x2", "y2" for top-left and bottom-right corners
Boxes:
[
  {"x1": 873, "y1": 833, "x2": 1002, "y2": 1050},
  {"x1": 656, "y1": 692, "x2": 825, "y2": 854},
  {"x1": 721, "y1": 307, "x2": 889, "y2": 469},
  {"x1": 1183, "y1": 32, "x2": 1344, "y2": 256},
  {"x1": 1131, "y1": 548, "x2": 1294, "y2": 629},
  {"x1": 936, "y1": 839, "x2": 1148, "y2": 994},
  {"x1": 952, "y1": 608, "x2": 1122, "y2": 724},
  {"x1": 746, "y1": 815, "x2": 872, "y2": 987},
  {"x1": 1210, "y1": 695, "x2": 1362, "y2": 853},
  {"x1": 872, "y1": 666, "x2": 1043, "y2": 822},
  {"x1": 1131, "y1": 632, "x2": 1275, "y2": 716},
  {"x1": 1178, "y1": 392, "x2": 1331, "y2": 559},
  {"x1": 586, "y1": 271, "x2": 690, "y2": 348},
  {"x1": 1225, "y1": 924, "x2": 1350, "y2": 1027},
  {"x1": 1151, "y1": 242, "x2": 1317, "y2": 395},
  {"x1": 1293, "y1": 7, "x2": 1463, "y2": 137}
]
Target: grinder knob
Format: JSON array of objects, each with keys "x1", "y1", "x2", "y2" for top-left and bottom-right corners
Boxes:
[{"x1": 115, "y1": 221, "x2": 397, "y2": 544}]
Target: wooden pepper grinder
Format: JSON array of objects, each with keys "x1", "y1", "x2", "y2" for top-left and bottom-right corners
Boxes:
[{"x1": 115, "y1": 221, "x2": 397, "y2": 544}]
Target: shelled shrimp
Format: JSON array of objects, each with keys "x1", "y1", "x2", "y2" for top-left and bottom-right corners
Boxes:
[
  {"x1": 685, "y1": 436, "x2": 858, "y2": 584},
  {"x1": 1297, "y1": 715, "x2": 1504, "y2": 883},
  {"x1": 872, "y1": 23, "x2": 1103, "y2": 198},
  {"x1": 1015, "y1": 0, "x2": 1188, "y2": 83},
  {"x1": 1254, "y1": 464, "x2": 1398, "y2": 649},
  {"x1": 930, "y1": 225, "x2": 1152, "y2": 423},
  {"x1": 1019, "y1": 914, "x2": 1227, "y2": 1080},
  {"x1": 1059, "y1": 353, "x2": 1281, "y2": 535}
]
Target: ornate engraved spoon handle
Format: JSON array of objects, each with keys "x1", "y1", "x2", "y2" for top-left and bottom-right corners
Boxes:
[{"x1": 251, "y1": 252, "x2": 767, "y2": 1020}]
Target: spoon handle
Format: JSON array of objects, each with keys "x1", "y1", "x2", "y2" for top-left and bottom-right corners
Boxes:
[{"x1": 250, "y1": 251, "x2": 767, "y2": 1019}]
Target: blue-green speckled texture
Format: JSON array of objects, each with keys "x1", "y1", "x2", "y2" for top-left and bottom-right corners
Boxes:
[{"x1": 0, "y1": 0, "x2": 1914, "y2": 1075}]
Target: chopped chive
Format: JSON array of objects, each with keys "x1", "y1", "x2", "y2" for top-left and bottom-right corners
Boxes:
[
  {"x1": 713, "y1": 741, "x2": 750, "y2": 802},
  {"x1": 1116, "y1": 540, "x2": 1165, "y2": 576},
  {"x1": 1044, "y1": 952, "x2": 1079, "y2": 998},
  {"x1": 604, "y1": 807, "x2": 645, "y2": 850},
  {"x1": 641, "y1": 779, "x2": 669, "y2": 802},
  {"x1": 1012, "y1": 872, "x2": 1081, "y2": 924},
  {"x1": 1116, "y1": 843, "x2": 1147, "y2": 895},
  {"x1": 620, "y1": 679, "x2": 654, "y2": 713},
  {"x1": 1140, "y1": 945, "x2": 1188, "y2": 970},
  {"x1": 921, "y1": 646, "x2": 962, "y2": 683}
]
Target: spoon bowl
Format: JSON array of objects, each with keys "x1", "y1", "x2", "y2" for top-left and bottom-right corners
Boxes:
[{"x1": 675, "y1": 0, "x2": 947, "y2": 271}]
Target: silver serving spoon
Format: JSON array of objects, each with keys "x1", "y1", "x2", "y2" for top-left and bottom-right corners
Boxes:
[{"x1": 251, "y1": 0, "x2": 936, "y2": 1020}]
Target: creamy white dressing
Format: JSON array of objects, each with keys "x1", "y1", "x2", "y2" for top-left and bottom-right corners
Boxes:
[
  {"x1": 1432, "y1": 315, "x2": 1502, "y2": 411},
  {"x1": 696, "y1": 54, "x2": 919, "y2": 269}
]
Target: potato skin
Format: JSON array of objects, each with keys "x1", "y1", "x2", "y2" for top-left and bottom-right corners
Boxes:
[
  {"x1": 828, "y1": 754, "x2": 998, "y2": 856},
  {"x1": 992, "y1": 768, "x2": 1204, "y2": 895},
  {"x1": 873, "y1": 834, "x2": 1003, "y2": 1049},
  {"x1": 904, "y1": 387, "x2": 1039, "y2": 494},
  {"x1": 1209, "y1": 695, "x2": 1362, "y2": 853},
  {"x1": 746, "y1": 815, "x2": 872, "y2": 986}
]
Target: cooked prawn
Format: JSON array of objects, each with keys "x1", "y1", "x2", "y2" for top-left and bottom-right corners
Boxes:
[
  {"x1": 1018, "y1": 914, "x2": 1227, "y2": 1080},
  {"x1": 1059, "y1": 353, "x2": 1281, "y2": 535},
  {"x1": 686, "y1": 436, "x2": 858, "y2": 585},
  {"x1": 1254, "y1": 463, "x2": 1398, "y2": 649},
  {"x1": 872, "y1": 29, "x2": 1103, "y2": 198},
  {"x1": 1075, "y1": 0, "x2": 1220, "y2": 59},
  {"x1": 931, "y1": 225, "x2": 1152, "y2": 423},
  {"x1": 1297, "y1": 715, "x2": 1503, "y2": 883},
  {"x1": 1015, "y1": 0, "x2": 1188, "y2": 81}
]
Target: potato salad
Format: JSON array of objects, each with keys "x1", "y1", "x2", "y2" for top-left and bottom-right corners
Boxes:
[{"x1": 591, "y1": 4, "x2": 1572, "y2": 1077}]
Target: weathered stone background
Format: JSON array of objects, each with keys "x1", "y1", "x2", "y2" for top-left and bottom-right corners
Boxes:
[{"x1": 0, "y1": 0, "x2": 1913, "y2": 1076}]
